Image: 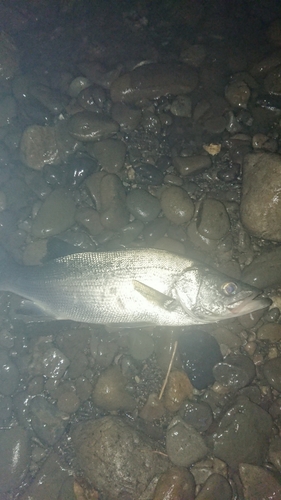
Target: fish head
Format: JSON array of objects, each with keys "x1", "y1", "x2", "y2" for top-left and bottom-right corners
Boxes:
[{"x1": 173, "y1": 267, "x2": 271, "y2": 322}]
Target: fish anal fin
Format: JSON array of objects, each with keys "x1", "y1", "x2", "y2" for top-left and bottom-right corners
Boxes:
[{"x1": 133, "y1": 280, "x2": 177, "y2": 310}]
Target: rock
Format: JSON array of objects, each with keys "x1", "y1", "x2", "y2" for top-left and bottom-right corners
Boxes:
[
  {"x1": 134, "y1": 164, "x2": 164, "y2": 186},
  {"x1": 179, "y1": 331, "x2": 222, "y2": 390},
  {"x1": 239, "y1": 463, "x2": 281, "y2": 500},
  {"x1": 153, "y1": 466, "x2": 195, "y2": 500},
  {"x1": 170, "y1": 95, "x2": 192, "y2": 117},
  {"x1": 0, "y1": 351, "x2": 19, "y2": 395},
  {"x1": 160, "y1": 186, "x2": 194, "y2": 225},
  {"x1": 173, "y1": 155, "x2": 211, "y2": 176},
  {"x1": 179, "y1": 400, "x2": 213, "y2": 432},
  {"x1": 213, "y1": 354, "x2": 256, "y2": 390},
  {"x1": 68, "y1": 111, "x2": 119, "y2": 141},
  {"x1": 225, "y1": 80, "x2": 250, "y2": 108},
  {"x1": 71, "y1": 416, "x2": 168, "y2": 500},
  {"x1": 99, "y1": 173, "x2": 129, "y2": 230},
  {"x1": 264, "y1": 64, "x2": 281, "y2": 95},
  {"x1": 111, "y1": 102, "x2": 142, "y2": 130},
  {"x1": 0, "y1": 426, "x2": 30, "y2": 494},
  {"x1": 257, "y1": 323, "x2": 281, "y2": 341},
  {"x1": 75, "y1": 207, "x2": 104, "y2": 236},
  {"x1": 0, "y1": 32, "x2": 19, "y2": 82},
  {"x1": 242, "y1": 247, "x2": 281, "y2": 287},
  {"x1": 240, "y1": 153, "x2": 281, "y2": 241},
  {"x1": 110, "y1": 63, "x2": 198, "y2": 103},
  {"x1": 196, "y1": 473, "x2": 232, "y2": 500},
  {"x1": 126, "y1": 189, "x2": 161, "y2": 222},
  {"x1": 143, "y1": 218, "x2": 169, "y2": 245},
  {"x1": 86, "y1": 138, "x2": 126, "y2": 174},
  {"x1": 269, "y1": 436, "x2": 281, "y2": 472},
  {"x1": 93, "y1": 365, "x2": 136, "y2": 411},
  {"x1": 264, "y1": 357, "x2": 281, "y2": 392},
  {"x1": 41, "y1": 347, "x2": 70, "y2": 379},
  {"x1": 20, "y1": 452, "x2": 70, "y2": 500},
  {"x1": 139, "y1": 393, "x2": 165, "y2": 422},
  {"x1": 163, "y1": 370, "x2": 193, "y2": 412},
  {"x1": 212, "y1": 397, "x2": 272, "y2": 468},
  {"x1": 128, "y1": 331, "x2": 154, "y2": 361},
  {"x1": 197, "y1": 199, "x2": 230, "y2": 240},
  {"x1": 166, "y1": 417, "x2": 208, "y2": 467},
  {"x1": 32, "y1": 189, "x2": 76, "y2": 238},
  {"x1": 29, "y1": 396, "x2": 68, "y2": 445},
  {"x1": 20, "y1": 125, "x2": 60, "y2": 170}
]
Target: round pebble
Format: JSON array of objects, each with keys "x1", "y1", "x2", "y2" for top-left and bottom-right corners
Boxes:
[
  {"x1": 0, "y1": 351, "x2": 19, "y2": 396},
  {"x1": 180, "y1": 400, "x2": 213, "y2": 432},
  {"x1": 0, "y1": 426, "x2": 30, "y2": 494},
  {"x1": 32, "y1": 188, "x2": 76, "y2": 238},
  {"x1": 166, "y1": 416, "x2": 208, "y2": 467},
  {"x1": 128, "y1": 331, "x2": 154, "y2": 361},
  {"x1": 68, "y1": 111, "x2": 119, "y2": 141},
  {"x1": 93, "y1": 366, "x2": 135, "y2": 411},
  {"x1": 264, "y1": 357, "x2": 281, "y2": 392},
  {"x1": 163, "y1": 370, "x2": 193, "y2": 412},
  {"x1": 29, "y1": 396, "x2": 67, "y2": 446},
  {"x1": 86, "y1": 138, "x2": 126, "y2": 174},
  {"x1": 173, "y1": 155, "x2": 211, "y2": 176},
  {"x1": 126, "y1": 189, "x2": 161, "y2": 222},
  {"x1": 42, "y1": 348, "x2": 70, "y2": 379},
  {"x1": 153, "y1": 466, "x2": 195, "y2": 500},
  {"x1": 257, "y1": 323, "x2": 281, "y2": 341},
  {"x1": 213, "y1": 354, "x2": 256, "y2": 390},
  {"x1": 160, "y1": 186, "x2": 194, "y2": 225},
  {"x1": 197, "y1": 198, "x2": 230, "y2": 240}
]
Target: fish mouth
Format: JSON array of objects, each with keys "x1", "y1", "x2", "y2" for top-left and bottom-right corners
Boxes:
[{"x1": 227, "y1": 292, "x2": 272, "y2": 316}]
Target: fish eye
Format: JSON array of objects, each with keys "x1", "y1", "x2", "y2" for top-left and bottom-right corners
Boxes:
[{"x1": 221, "y1": 281, "x2": 238, "y2": 295}]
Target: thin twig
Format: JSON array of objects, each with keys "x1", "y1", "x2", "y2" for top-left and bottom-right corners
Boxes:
[{"x1": 158, "y1": 340, "x2": 178, "y2": 400}]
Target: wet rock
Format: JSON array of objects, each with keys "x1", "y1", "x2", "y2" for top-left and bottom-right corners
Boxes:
[
  {"x1": 163, "y1": 370, "x2": 193, "y2": 412},
  {"x1": 239, "y1": 463, "x2": 281, "y2": 500},
  {"x1": 143, "y1": 218, "x2": 170, "y2": 245},
  {"x1": 57, "y1": 390, "x2": 80, "y2": 414},
  {"x1": 264, "y1": 64, "x2": 281, "y2": 95},
  {"x1": 154, "y1": 236, "x2": 185, "y2": 255},
  {"x1": 111, "y1": 102, "x2": 142, "y2": 130},
  {"x1": 187, "y1": 221, "x2": 218, "y2": 252},
  {"x1": 68, "y1": 76, "x2": 91, "y2": 97},
  {"x1": 166, "y1": 416, "x2": 208, "y2": 467},
  {"x1": 128, "y1": 331, "x2": 154, "y2": 360},
  {"x1": 0, "y1": 32, "x2": 19, "y2": 82},
  {"x1": 212, "y1": 397, "x2": 272, "y2": 468},
  {"x1": 160, "y1": 186, "x2": 194, "y2": 225},
  {"x1": 110, "y1": 63, "x2": 198, "y2": 103},
  {"x1": 264, "y1": 357, "x2": 281, "y2": 392},
  {"x1": 0, "y1": 426, "x2": 30, "y2": 494},
  {"x1": 179, "y1": 400, "x2": 213, "y2": 432},
  {"x1": 170, "y1": 95, "x2": 192, "y2": 117},
  {"x1": 225, "y1": 80, "x2": 250, "y2": 108},
  {"x1": 86, "y1": 138, "x2": 126, "y2": 174},
  {"x1": 196, "y1": 473, "x2": 232, "y2": 500},
  {"x1": 0, "y1": 351, "x2": 19, "y2": 395},
  {"x1": 71, "y1": 416, "x2": 168, "y2": 500},
  {"x1": 77, "y1": 84, "x2": 106, "y2": 111},
  {"x1": 20, "y1": 452, "x2": 70, "y2": 500},
  {"x1": 120, "y1": 220, "x2": 144, "y2": 245},
  {"x1": 32, "y1": 188, "x2": 76, "y2": 238},
  {"x1": 41, "y1": 347, "x2": 70, "y2": 379},
  {"x1": 240, "y1": 153, "x2": 281, "y2": 241},
  {"x1": 100, "y1": 173, "x2": 129, "y2": 230},
  {"x1": 257, "y1": 323, "x2": 281, "y2": 341},
  {"x1": 68, "y1": 111, "x2": 119, "y2": 141},
  {"x1": 75, "y1": 207, "x2": 104, "y2": 236},
  {"x1": 153, "y1": 466, "x2": 195, "y2": 500},
  {"x1": 0, "y1": 95, "x2": 17, "y2": 127},
  {"x1": 93, "y1": 365, "x2": 136, "y2": 411},
  {"x1": 0, "y1": 395, "x2": 12, "y2": 423},
  {"x1": 23, "y1": 239, "x2": 48, "y2": 265},
  {"x1": 179, "y1": 331, "x2": 223, "y2": 390},
  {"x1": 134, "y1": 163, "x2": 164, "y2": 186},
  {"x1": 126, "y1": 188, "x2": 161, "y2": 222},
  {"x1": 174, "y1": 155, "x2": 211, "y2": 176},
  {"x1": 242, "y1": 247, "x2": 281, "y2": 287},
  {"x1": 29, "y1": 395, "x2": 68, "y2": 445},
  {"x1": 20, "y1": 125, "x2": 60, "y2": 170},
  {"x1": 29, "y1": 84, "x2": 64, "y2": 115},
  {"x1": 213, "y1": 354, "x2": 256, "y2": 390},
  {"x1": 197, "y1": 199, "x2": 230, "y2": 240},
  {"x1": 139, "y1": 393, "x2": 165, "y2": 422},
  {"x1": 269, "y1": 436, "x2": 281, "y2": 472}
]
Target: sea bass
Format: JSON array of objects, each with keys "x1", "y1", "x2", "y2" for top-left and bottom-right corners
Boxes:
[{"x1": 0, "y1": 249, "x2": 271, "y2": 326}]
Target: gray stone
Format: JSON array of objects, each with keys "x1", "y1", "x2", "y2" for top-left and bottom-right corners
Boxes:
[
  {"x1": 0, "y1": 426, "x2": 30, "y2": 493},
  {"x1": 71, "y1": 416, "x2": 168, "y2": 500},
  {"x1": 166, "y1": 417, "x2": 208, "y2": 467},
  {"x1": 32, "y1": 189, "x2": 76, "y2": 238}
]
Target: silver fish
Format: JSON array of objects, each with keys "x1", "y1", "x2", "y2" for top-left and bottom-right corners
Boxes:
[{"x1": 0, "y1": 249, "x2": 271, "y2": 326}]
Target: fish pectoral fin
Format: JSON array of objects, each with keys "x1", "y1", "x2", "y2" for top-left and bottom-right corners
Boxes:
[{"x1": 133, "y1": 280, "x2": 177, "y2": 310}]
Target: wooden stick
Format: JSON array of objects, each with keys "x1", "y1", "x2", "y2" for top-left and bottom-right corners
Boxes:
[{"x1": 158, "y1": 340, "x2": 178, "y2": 400}]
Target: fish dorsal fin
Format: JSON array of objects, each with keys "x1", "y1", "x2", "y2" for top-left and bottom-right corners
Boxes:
[{"x1": 133, "y1": 280, "x2": 177, "y2": 310}]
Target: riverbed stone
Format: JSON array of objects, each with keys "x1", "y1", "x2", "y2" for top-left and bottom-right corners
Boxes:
[
  {"x1": 126, "y1": 188, "x2": 161, "y2": 222},
  {"x1": 110, "y1": 63, "x2": 198, "y2": 103},
  {"x1": 32, "y1": 188, "x2": 76, "y2": 238},
  {"x1": 0, "y1": 426, "x2": 30, "y2": 494},
  {"x1": 68, "y1": 111, "x2": 119, "y2": 141},
  {"x1": 71, "y1": 416, "x2": 168, "y2": 500},
  {"x1": 161, "y1": 186, "x2": 194, "y2": 225},
  {"x1": 240, "y1": 153, "x2": 281, "y2": 241},
  {"x1": 197, "y1": 198, "x2": 230, "y2": 240},
  {"x1": 166, "y1": 417, "x2": 208, "y2": 467}
]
